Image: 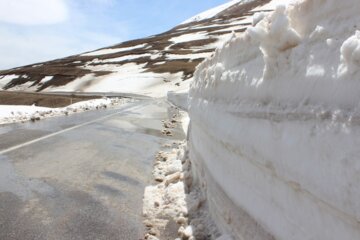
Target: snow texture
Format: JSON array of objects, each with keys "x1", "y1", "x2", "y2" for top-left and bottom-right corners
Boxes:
[
  {"x1": 81, "y1": 44, "x2": 147, "y2": 56},
  {"x1": 0, "y1": 98, "x2": 128, "y2": 125},
  {"x1": 143, "y1": 141, "x2": 219, "y2": 240},
  {"x1": 0, "y1": 74, "x2": 18, "y2": 88},
  {"x1": 189, "y1": 0, "x2": 360, "y2": 239},
  {"x1": 42, "y1": 63, "x2": 184, "y2": 97},
  {"x1": 169, "y1": 32, "x2": 208, "y2": 43},
  {"x1": 90, "y1": 54, "x2": 152, "y2": 64},
  {"x1": 39, "y1": 76, "x2": 54, "y2": 84},
  {"x1": 182, "y1": 0, "x2": 251, "y2": 24},
  {"x1": 165, "y1": 52, "x2": 212, "y2": 61}
]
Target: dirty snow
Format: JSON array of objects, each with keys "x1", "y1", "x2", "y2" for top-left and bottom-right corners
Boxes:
[
  {"x1": 143, "y1": 107, "x2": 219, "y2": 240},
  {"x1": 0, "y1": 98, "x2": 128, "y2": 125}
]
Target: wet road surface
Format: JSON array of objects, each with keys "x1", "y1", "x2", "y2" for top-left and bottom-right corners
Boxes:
[{"x1": 0, "y1": 98, "x2": 185, "y2": 240}]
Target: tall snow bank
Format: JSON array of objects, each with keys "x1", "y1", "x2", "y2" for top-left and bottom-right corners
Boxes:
[
  {"x1": 189, "y1": 0, "x2": 360, "y2": 239},
  {"x1": 192, "y1": 0, "x2": 360, "y2": 110}
]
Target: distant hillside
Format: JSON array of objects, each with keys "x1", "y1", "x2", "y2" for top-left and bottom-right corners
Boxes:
[{"x1": 0, "y1": 0, "x2": 270, "y2": 97}]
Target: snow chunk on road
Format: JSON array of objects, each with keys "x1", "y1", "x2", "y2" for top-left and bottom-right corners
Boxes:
[{"x1": 143, "y1": 142, "x2": 219, "y2": 240}]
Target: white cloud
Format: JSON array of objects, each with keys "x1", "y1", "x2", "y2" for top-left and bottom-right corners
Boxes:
[
  {"x1": 0, "y1": 26, "x2": 123, "y2": 70},
  {"x1": 0, "y1": 0, "x2": 130, "y2": 69},
  {"x1": 0, "y1": 0, "x2": 68, "y2": 25}
]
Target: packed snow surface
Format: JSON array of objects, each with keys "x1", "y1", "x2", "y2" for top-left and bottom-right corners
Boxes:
[{"x1": 189, "y1": 0, "x2": 360, "y2": 239}]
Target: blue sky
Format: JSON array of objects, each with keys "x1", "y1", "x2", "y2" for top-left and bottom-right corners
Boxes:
[{"x1": 0, "y1": 0, "x2": 229, "y2": 70}]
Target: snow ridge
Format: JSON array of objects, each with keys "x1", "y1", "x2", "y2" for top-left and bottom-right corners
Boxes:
[{"x1": 182, "y1": 0, "x2": 246, "y2": 24}]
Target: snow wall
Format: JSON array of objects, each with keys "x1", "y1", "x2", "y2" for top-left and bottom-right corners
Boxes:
[{"x1": 188, "y1": 0, "x2": 360, "y2": 239}]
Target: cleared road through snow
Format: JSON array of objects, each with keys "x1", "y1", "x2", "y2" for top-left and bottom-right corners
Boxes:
[{"x1": 0, "y1": 98, "x2": 185, "y2": 240}]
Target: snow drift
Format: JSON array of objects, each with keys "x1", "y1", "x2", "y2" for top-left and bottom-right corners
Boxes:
[
  {"x1": 0, "y1": 98, "x2": 127, "y2": 125},
  {"x1": 189, "y1": 0, "x2": 360, "y2": 239}
]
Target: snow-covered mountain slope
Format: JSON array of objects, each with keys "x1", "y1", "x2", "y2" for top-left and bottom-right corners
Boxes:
[
  {"x1": 182, "y1": 0, "x2": 245, "y2": 24},
  {"x1": 0, "y1": 0, "x2": 272, "y2": 97},
  {"x1": 189, "y1": 0, "x2": 360, "y2": 239}
]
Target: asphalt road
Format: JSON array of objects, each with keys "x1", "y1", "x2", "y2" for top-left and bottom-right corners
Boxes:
[{"x1": 0, "y1": 98, "x2": 185, "y2": 240}]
